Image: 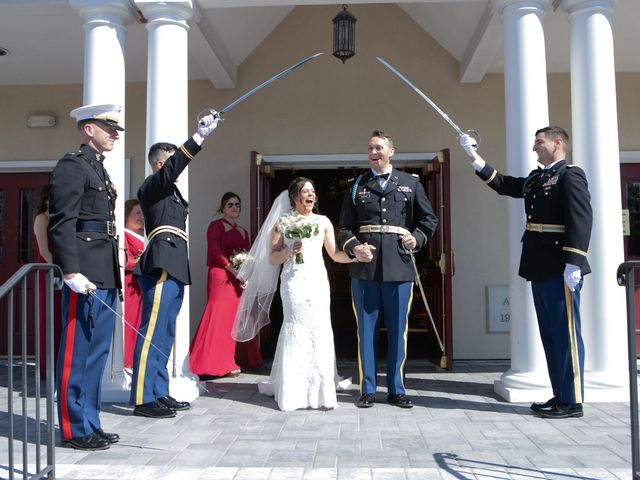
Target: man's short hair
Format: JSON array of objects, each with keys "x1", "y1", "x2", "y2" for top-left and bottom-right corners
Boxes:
[
  {"x1": 371, "y1": 130, "x2": 394, "y2": 150},
  {"x1": 535, "y1": 126, "x2": 569, "y2": 145},
  {"x1": 148, "y1": 142, "x2": 177, "y2": 167}
]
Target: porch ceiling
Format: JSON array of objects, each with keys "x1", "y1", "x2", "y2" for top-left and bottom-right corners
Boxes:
[{"x1": 0, "y1": 0, "x2": 637, "y2": 88}]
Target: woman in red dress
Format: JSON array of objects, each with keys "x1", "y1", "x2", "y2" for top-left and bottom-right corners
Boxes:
[
  {"x1": 123, "y1": 199, "x2": 145, "y2": 371},
  {"x1": 33, "y1": 185, "x2": 62, "y2": 379},
  {"x1": 190, "y1": 192, "x2": 263, "y2": 378}
]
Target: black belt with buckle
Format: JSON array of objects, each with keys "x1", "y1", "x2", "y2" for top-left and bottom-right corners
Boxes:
[{"x1": 77, "y1": 220, "x2": 116, "y2": 237}]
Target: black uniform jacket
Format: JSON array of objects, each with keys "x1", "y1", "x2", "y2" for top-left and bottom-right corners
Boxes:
[
  {"x1": 477, "y1": 159, "x2": 592, "y2": 281},
  {"x1": 135, "y1": 138, "x2": 201, "y2": 286},
  {"x1": 49, "y1": 144, "x2": 121, "y2": 289},
  {"x1": 338, "y1": 169, "x2": 439, "y2": 282}
]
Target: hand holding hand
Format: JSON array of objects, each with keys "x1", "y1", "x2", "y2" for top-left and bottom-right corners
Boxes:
[
  {"x1": 459, "y1": 133, "x2": 478, "y2": 159},
  {"x1": 197, "y1": 111, "x2": 220, "y2": 137},
  {"x1": 401, "y1": 233, "x2": 417, "y2": 251},
  {"x1": 563, "y1": 264, "x2": 582, "y2": 292},
  {"x1": 354, "y1": 243, "x2": 376, "y2": 263},
  {"x1": 63, "y1": 273, "x2": 97, "y2": 295}
]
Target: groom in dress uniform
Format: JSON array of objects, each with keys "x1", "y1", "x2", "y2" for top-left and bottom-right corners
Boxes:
[
  {"x1": 130, "y1": 113, "x2": 218, "y2": 418},
  {"x1": 339, "y1": 130, "x2": 438, "y2": 408}
]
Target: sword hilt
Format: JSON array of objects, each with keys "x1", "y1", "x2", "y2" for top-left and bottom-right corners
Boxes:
[
  {"x1": 458, "y1": 129, "x2": 481, "y2": 148},
  {"x1": 197, "y1": 108, "x2": 222, "y2": 127}
]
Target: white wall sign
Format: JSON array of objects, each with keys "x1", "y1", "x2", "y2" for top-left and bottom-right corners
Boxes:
[{"x1": 486, "y1": 286, "x2": 510, "y2": 333}]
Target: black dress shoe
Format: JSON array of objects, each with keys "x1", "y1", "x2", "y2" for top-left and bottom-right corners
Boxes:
[
  {"x1": 387, "y1": 394, "x2": 414, "y2": 409},
  {"x1": 530, "y1": 396, "x2": 558, "y2": 412},
  {"x1": 356, "y1": 393, "x2": 376, "y2": 408},
  {"x1": 538, "y1": 402, "x2": 583, "y2": 419},
  {"x1": 96, "y1": 428, "x2": 119, "y2": 444},
  {"x1": 159, "y1": 395, "x2": 190, "y2": 411},
  {"x1": 133, "y1": 400, "x2": 176, "y2": 418},
  {"x1": 64, "y1": 432, "x2": 110, "y2": 451}
]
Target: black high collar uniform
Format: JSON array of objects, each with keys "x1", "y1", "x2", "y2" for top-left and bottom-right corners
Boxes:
[{"x1": 49, "y1": 144, "x2": 120, "y2": 289}]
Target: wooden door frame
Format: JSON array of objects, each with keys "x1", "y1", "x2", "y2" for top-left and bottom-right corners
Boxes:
[
  {"x1": 248, "y1": 150, "x2": 454, "y2": 363},
  {"x1": 620, "y1": 151, "x2": 640, "y2": 356}
]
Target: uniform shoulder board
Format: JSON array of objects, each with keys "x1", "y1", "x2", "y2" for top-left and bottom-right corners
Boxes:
[{"x1": 411, "y1": 173, "x2": 419, "y2": 178}]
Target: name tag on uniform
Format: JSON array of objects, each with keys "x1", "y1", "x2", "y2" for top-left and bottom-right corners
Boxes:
[
  {"x1": 542, "y1": 175, "x2": 559, "y2": 187},
  {"x1": 398, "y1": 186, "x2": 412, "y2": 193}
]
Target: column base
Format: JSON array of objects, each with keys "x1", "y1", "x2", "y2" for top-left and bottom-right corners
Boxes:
[
  {"x1": 168, "y1": 370, "x2": 202, "y2": 403},
  {"x1": 583, "y1": 370, "x2": 630, "y2": 402},
  {"x1": 100, "y1": 369, "x2": 130, "y2": 403},
  {"x1": 494, "y1": 369, "x2": 553, "y2": 403},
  {"x1": 494, "y1": 369, "x2": 632, "y2": 403}
]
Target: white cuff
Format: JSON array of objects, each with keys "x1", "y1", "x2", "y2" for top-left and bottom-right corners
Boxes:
[
  {"x1": 471, "y1": 155, "x2": 485, "y2": 172},
  {"x1": 192, "y1": 132, "x2": 205, "y2": 146}
]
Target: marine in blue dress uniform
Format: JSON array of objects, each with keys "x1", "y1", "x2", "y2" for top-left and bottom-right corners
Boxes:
[
  {"x1": 130, "y1": 113, "x2": 218, "y2": 418},
  {"x1": 460, "y1": 126, "x2": 593, "y2": 418},
  {"x1": 49, "y1": 104, "x2": 124, "y2": 450},
  {"x1": 339, "y1": 130, "x2": 438, "y2": 408}
]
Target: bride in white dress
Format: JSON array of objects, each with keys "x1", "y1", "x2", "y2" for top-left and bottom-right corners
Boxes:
[{"x1": 233, "y1": 177, "x2": 352, "y2": 411}]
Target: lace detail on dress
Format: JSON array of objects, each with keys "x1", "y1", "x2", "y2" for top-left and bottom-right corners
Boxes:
[{"x1": 258, "y1": 215, "x2": 343, "y2": 411}]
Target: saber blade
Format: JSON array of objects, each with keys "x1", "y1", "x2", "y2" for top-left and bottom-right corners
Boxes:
[
  {"x1": 222, "y1": 52, "x2": 323, "y2": 115},
  {"x1": 86, "y1": 289, "x2": 209, "y2": 392},
  {"x1": 200, "y1": 52, "x2": 323, "y2": 123},
  {"x1": 376, "y1": 56, "x2": 464, "y2": 136}
]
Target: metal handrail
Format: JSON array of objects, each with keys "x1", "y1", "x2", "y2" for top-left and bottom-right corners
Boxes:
[
  {"x1": 1, "y1": 263, "x2": 62, "y2": 480},
  {"x1": 617, "y1": 260, "x2": 640, "y2": 480}
]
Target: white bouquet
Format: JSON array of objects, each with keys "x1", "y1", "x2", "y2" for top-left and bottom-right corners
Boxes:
[
  {"x1": 230, "y1": 249, "x2": 250, "y2": 270},
  {"x1": 276, "y1": 211, "x2": 319, "y2": 264}
]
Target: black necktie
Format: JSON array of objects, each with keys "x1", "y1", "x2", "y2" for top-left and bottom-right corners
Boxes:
[{"x1": 375, "y1": 173, "x2": 390, "y2": 180}]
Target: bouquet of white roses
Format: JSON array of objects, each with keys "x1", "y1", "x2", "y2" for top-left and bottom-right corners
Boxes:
[
  {"x1": 230, "y1": 249, "x2": 250, "y2": 270},
  {"x1": 276, "y1": 211, "x2": 319, "y2": 264}
]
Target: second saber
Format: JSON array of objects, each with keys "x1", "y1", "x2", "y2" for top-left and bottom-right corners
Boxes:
[{"x1": 376, "y1": 56, "x2": 465, "y2": 137}]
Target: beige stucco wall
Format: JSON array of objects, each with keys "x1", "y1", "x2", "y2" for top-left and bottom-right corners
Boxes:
[{"x1": 1, "y1": 4, "x2": 638, "y2": 359}]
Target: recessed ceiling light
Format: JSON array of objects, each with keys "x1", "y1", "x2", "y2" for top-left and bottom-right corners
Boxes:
[{"x1": 0, "y1": 48, "x2": 9, "y2": 57}]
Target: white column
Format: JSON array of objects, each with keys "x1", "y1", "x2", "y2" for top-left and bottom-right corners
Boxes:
[
  {"x1": 493, "y1": 0, "x2": 553, "y2": 402},
  {"x1": 136, "y1": 0, "x2": 200, "y2": 402},
  {"x1": 70, "y1": 0, "x2": 132, "y2": 402},
  {"x1": 561, "y1": 0, "x2": 628, "y2": 401}
]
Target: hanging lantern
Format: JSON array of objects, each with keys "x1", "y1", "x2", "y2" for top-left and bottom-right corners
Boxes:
[{"x1": 332, "y1": 4, "x2": 356, "y2": 64}]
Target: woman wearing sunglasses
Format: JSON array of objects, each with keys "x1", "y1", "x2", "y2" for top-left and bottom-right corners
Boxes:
[{"x1": 190, "y1": 192, "x2": 263, "y2": 379}]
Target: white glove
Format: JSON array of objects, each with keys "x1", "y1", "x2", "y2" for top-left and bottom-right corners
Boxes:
[
  {"x1": 563, "y1": 264, "x2": 582, "y2": 292},
  {"x1": 459, "y1": 134, "x2": 478, "y2": 159},
  {"x1": 197, "y1": 111, "x2": 219, "y2": 137},
  {"x1": 63, "y1": 273, "x2": 97, "y2": 295}
]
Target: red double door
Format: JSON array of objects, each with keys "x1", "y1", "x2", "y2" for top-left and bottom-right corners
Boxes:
[
  {"x1": 248, "y1": 150, "x2": 454, "y2": 367},
  {"x1": 0, "y1": 172, "x2": 50, "y2": 356},
  {"x1": 620, "y1": 163, "x2": 640, "y2": 354}
]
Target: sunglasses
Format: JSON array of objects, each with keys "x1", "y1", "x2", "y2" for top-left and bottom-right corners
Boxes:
[{"x1": 226, "y1": 202, "x2": 241, "y2": 208}]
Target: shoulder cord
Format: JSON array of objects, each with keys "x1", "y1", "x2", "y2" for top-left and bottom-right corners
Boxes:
[{"x1": 351, "y1": 174, "x2": 363, "y2": 206}]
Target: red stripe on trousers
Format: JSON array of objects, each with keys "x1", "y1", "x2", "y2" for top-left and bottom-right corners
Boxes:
[{"x1": 60, "y1": 292, "x2": 78, "y2": 440}]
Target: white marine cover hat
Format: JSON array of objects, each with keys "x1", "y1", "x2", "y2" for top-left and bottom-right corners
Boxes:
[{"x1": 70, "y1": 103, "x2": 124, "y2": 131}]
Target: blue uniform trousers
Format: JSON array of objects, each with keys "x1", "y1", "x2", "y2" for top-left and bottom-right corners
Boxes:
[
  {"x1": 351, "y1": 279, "x2": 413, "y2": 395},
  {"x1": 531, "y1": 277, "x2": 585, "y2": 404},
  {"x1": 131, "y1": 270, "x2": 183, "y2": 406},
  {"x1": 56, "y1": 286, "x2": 116, "y2": 440}
]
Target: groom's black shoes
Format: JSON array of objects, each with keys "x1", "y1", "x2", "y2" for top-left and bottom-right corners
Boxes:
[
  {"x1": 387, "y1": 394, "x2": 413, "y2": 409},
  {"x1": 356, "y1": 393, "x2": 376, "y2": 408},
  {"x1": 530, "y1": 396, "x2": 557, "y2": 413},
  {"x1": 537, "y1": 402, "x2": 583, "y2": 419},
  {"x1": 159, "y1": 395, "x2": 190, "y2": 411}
]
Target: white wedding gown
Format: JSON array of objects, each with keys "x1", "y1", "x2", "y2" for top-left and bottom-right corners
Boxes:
[{"x1": 258, "y1": 215, "x2": 349, "y2": 411}]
